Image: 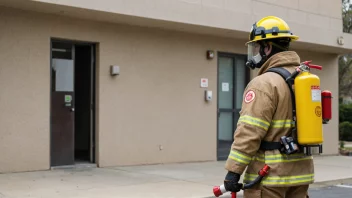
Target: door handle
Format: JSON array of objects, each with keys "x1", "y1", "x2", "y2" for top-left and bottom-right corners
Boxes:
[{"x1": 71, "y1": 108, "x2": 75, "y2": 112}]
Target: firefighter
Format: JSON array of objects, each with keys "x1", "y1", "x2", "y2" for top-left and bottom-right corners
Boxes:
[{"x1": 223, "y1": 16, "x2": 314, "y2": 198}]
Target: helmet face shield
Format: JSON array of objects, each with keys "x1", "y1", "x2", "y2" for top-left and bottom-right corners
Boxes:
[{"x1": 247, "y1": 42, "x2": 262, "y2": 64}]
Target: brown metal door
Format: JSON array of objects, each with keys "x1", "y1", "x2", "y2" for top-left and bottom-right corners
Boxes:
[{"x1": 51, "y1": 58, "x2": 75, "y2": 166}]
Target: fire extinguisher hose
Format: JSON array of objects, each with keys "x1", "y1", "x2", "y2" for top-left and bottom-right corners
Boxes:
[
  {"x1": 242, "y1": 175, "x2": 264, "y2": 189},
  {"x1": 213, "y1": 165, "x2": 270, "y2": 198},
  {"x1": 241, "y1": 164, "x2": 270, "y2": 190}
]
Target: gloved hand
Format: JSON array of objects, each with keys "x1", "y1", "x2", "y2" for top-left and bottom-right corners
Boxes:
[{"x1": 224, "y1": 171, "x2": 243, "y2": 193}]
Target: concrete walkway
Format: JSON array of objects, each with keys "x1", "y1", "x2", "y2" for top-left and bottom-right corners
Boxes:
[{"x1": 0, "y1": 155, "x2": 352, "y2": 198}]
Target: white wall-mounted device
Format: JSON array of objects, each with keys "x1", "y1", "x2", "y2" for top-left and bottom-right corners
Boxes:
[
  {"x1": 110, "y1": 65, "x2": 120, "y2": 76},
  {"x1": 205, "y1": 90, "x2": 212, "y2": 101}
]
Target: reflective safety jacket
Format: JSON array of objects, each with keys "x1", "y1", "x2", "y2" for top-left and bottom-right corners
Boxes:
[{"x1": 225, "y1": 51, "x2": 314, "y2": 187}]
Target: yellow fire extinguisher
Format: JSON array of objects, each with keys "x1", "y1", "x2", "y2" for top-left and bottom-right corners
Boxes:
[
  {"x1": 264, "y1": 61, "x2": 332, "y2": 156},
  {"x1": 294, "y1": 61, "x2": 324, "y2": 145}
]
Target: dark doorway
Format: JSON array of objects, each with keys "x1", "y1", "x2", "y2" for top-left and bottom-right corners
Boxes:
[
  {"x1": 217, "y1": 53, "x2": 249, "y2": 161},
  {"x1": 74, "y1": 45, "x2": 94, "y2": 163},
  {"x1": 50, "y1": 40, "x2": 96, "y2": 167}
]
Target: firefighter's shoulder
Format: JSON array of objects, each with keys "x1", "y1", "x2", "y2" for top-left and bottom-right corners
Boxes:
[{"x1": 246, "y1": 72, "x2": 280, "y2": 95}]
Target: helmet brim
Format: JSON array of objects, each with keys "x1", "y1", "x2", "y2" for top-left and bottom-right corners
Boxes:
[{"x1": 245, "y1": 35, "x2": 299, "y2": 46}]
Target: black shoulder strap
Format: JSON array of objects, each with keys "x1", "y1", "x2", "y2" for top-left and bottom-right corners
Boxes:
[
  {"x1": 259, "y1": 67, "x2": 297, "y2": 151},
  {"x1": 266, "y1": 67, "x2": 292, "y2": 82},
  {"x1": 265, "y1": 67, "x2": 296, "y2": 122}
]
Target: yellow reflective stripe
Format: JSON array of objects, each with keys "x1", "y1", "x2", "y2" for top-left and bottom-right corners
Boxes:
[
  {"x1": 254, "y1": 153, "x2": 313, "y2": 163},
  {"x1": 271, "y1": 120, "x2": 295, "y2": 128},
  {"x1": 228, "y1": 150, "x2": 252, "y2": 165},
  {"x1": 244, "y1": 173, "x2": 314, "y2": 185},
  {"x1": 239, "y1": 115, "x2": 270, "y2": 130}
]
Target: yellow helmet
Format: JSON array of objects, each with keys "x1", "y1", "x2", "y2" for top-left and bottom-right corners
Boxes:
[{"x1": 246, "y1": 16, "x2": 299, "y2": 45}]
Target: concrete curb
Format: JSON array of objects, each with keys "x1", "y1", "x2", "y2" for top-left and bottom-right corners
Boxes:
[
  {"x1": 202, "y1": 178, "x2": 352, "y2": 198},
  {"x1": 310, "y1": 178, "x2": 352, "y2": 188}
]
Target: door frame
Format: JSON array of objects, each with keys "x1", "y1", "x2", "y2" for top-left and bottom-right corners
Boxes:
[
  {"x1": 216, "y1": 52, "x2": 250, "y2": 160},
  {"x1": 49, "y1": 38, "x2": 98, "y2": 166}
]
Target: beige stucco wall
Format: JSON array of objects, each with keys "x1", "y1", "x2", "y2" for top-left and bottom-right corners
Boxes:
[
  {"x1": 1, "y1": 0, "x2": 351, "y2": 52},
  {"x1": 0, "y1": 9, "x2": 51, "y2": 172},
  {"x1": 0, "y1": 6, "x2": 340, "y2": 173},
  {"x1": 28, "y1": 0, "x2": 347, "y2": 50},
  {"x1": 0, "y1": 6, "x2": 245, "y2": 172}
]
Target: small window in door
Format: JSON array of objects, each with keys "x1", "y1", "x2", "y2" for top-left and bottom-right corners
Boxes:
[{"x1": 51, "y1": 42, "x2": 74, "y2": 92}]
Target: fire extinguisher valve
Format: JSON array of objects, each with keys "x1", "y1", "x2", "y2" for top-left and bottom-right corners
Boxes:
[{"x1": 302, "y1": 60, "x2": 323, "y2": 70}]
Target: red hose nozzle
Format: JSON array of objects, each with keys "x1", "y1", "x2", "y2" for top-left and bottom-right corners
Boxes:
[
  {"x1": 213, "y1": 186, "x2": 223, "y2": 197},
  {"x1": 259, "y1": 164, "x2": 270, "y2": 177},
  {"x1": 213, "y1": 165, "x2": 270, "y2": 197}
]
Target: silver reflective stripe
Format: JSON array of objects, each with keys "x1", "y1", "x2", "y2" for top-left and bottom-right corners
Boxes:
[
  {"x1": 254, "y1": 153, "x2": 313, "y2": 163},
  {"x1": 228, "y1": 150, "x2": 252, "y2": 165},
  {"x1": 239, "y1": 115, "x2": 270, "y2": 130},
  {"x1": 271, "y1": 120, "x2": 295, "y2": 128},
  {"x1": 244, "y1": 173, "x2": 314, "y2": 185}
]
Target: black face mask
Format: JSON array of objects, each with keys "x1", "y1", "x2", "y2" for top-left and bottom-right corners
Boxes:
[{"x1": 246, "y1": 43, "x2": 268, "y2": 70}]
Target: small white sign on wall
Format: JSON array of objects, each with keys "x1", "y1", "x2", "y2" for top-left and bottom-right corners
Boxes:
[
  {"x1": 222, "y1": 82, "x2": 229, "y2": 92},
  {"x1": 200, "y1": 78, "x2": 208, "y2": 88}
]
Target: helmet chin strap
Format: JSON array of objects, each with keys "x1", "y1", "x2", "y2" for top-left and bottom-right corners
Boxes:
[{"x1": 246, "y1": 43, "x2": 268, "y2": 70}]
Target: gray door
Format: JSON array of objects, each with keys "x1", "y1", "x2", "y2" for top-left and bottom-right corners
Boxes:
[{"x1": 217, "y1": 53, "x2": 248, "y2": 160}]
